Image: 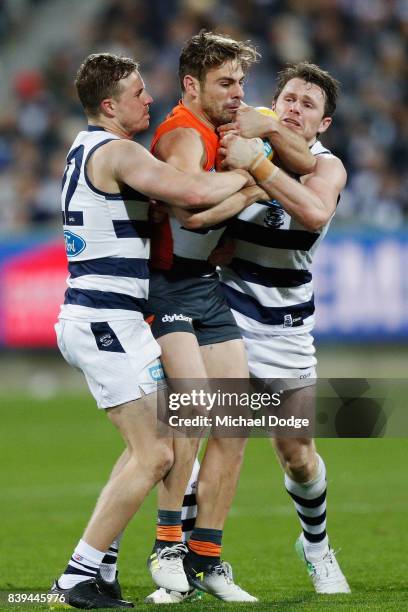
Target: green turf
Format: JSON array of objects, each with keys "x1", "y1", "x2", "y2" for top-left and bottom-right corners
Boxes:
[{"x1": 1, "y1": 393, "x2": 407, "y2": 610}]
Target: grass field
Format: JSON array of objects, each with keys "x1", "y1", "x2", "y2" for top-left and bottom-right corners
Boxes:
[{"x1": 1, "y1": 393, "x2": 407, "y2": 610}]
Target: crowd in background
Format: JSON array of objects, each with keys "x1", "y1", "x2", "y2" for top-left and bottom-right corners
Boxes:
[{"x1": 0, "y1": 0, "x2": 407, "y2": 233}]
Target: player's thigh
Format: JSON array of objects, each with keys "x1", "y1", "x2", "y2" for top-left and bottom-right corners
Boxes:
[
  {"x1": 200, "y1": 339, "x2": 249, "y2": 377},
  {"x1": 158, "y1": 331, "x2": 208, "y2": 378},
  {"x1": 55, "y1": 317, "x2": 163, "y2": 409}
]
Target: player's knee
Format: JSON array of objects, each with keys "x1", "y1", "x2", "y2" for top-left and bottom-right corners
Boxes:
[
  {"x1": 132, "y1": 442, "x2": 174, "y2": 483},
  {"x1": 276, "y1": 439, "x2": 315, "y2": 481},
  {"x1": 286, "y1": 455, "x2": 315, "y2": 481},
  {"x1": 149, "y1": 443, "x2": 174, "y2": 481}
]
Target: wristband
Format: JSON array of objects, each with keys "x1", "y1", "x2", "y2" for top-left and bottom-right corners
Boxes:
[{"x1": 250, "y1": 156, "x2": 279, "y2": 183}]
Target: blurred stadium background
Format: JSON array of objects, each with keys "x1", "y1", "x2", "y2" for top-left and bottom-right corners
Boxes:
[
  {"x1": 0, "y1": 0, "x2": 407, "y2": 395},
  {"x1": 1, "y1": 1, "x2": 407, "y2": 608}
]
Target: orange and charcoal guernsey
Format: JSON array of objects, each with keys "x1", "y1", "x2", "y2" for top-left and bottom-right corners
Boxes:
[{"x1": 150, "y1": 101, "x2": 219, "y2": 270}]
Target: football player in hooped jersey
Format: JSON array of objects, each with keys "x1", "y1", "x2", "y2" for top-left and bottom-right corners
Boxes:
[
  {"x1": 144, "y1": 32, "x2": 316, "y2": 603},
  {"x1": 50, "y1": 52, "x2": 253, "y2": 609},
  {"x1": 218, "y1": 62, "x2": 350, "y2": 594}
]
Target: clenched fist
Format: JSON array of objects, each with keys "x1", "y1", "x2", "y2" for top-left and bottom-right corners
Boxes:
[
  {"x1": 219, "y1": 133, "x2": 264, "y2": 170},
  {"x1": 218, "y1": 106, "x2": 278, "y2": 139}
]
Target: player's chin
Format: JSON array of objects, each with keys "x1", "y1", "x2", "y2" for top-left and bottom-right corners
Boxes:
[
  {"x1": 139, "y1": 117, "x2": 150, "y2": 130},
  {"x1": 221, "y1": 110, "x2": 238, "y2": 124}
]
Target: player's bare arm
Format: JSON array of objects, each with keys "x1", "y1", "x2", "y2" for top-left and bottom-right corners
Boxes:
[
  {"x1": 220, "y1": 133, "x2": 346, "y2": 231},
  {"x1": 90, "y1": 138, "x2": 250, "y2": 210},
  {"x1": 175, "y1": 184, "x2": 270, "y2": 230},
  {"x1": 153, "y1": 126, "x2": 206, "y2": 171},
  {"x1": 154, "y1": 125, "x2": 264, "y2": 228},
  {"x1": 218, "y1": 106, "x2": 316, "y2": 175}
]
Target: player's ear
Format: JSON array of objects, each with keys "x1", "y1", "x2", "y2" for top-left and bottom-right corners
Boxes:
[
  {"x1": 183, "y1": 75, "x2": 200, "y2": 98},
  {"x1": 318, "y1": 116, "x2": 332, "y2": 134},
  {"x1": 100, "y1": 97, "x2": 116, "y2": 118}
]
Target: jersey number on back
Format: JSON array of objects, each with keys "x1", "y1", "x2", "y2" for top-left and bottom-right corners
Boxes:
[{"x1": 62, "y1": 145, "x2": 85, "y2": 226}]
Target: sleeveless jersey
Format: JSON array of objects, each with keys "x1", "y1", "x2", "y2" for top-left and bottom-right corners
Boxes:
[
  {"x1": 220, "y1": 140, "x2": 335, "y2": 335},
  {"x1": 59, "y1": 126, "x2": 150, "y2": 322},
  {"x1": 150, "y1": 101, "x2": 225, "y2": 270}
]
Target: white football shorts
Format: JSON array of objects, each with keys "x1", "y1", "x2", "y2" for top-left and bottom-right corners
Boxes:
[
  {"x1": 55, "y1": 318, "x2": 164, "y2": 409},
  {"x1": 232, "y1": 311, "x2": 317, "y2": 389}
]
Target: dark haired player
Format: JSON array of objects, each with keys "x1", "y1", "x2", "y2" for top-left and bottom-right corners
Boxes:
[{"x1": 218, "y1": 62, "x2": 350, "y2": 594}]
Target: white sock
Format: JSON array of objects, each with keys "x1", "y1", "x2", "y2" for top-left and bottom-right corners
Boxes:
[
  {"x1": 285, "y1": 454, "x2": 329, "y2": 558},
  {"x1": 58, "y1": 539, "x2": 105, "y2": 589},
  {"x1": 100, "y1": 533, "x2": 123, "y2": 583}
]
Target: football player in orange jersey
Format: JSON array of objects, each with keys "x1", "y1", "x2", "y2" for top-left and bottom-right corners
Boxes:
[{"x1": 140, "y1": 32, "x2": 316, "y2": 603}]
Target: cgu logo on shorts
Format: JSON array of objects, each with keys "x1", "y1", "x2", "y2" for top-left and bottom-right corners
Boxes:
[
  {"x1": 149, "y1": 364, "x2": 165, "y2": 381},
  {"x1": 64, "y1": 230, "x2": 86, "y2": 257},
  {"x1": 99, "y1": 333, "x2": 113, "y2": 347},
  {"x1": 283, "y1": 314, "x2": 293, "y2": 327},
  {"x1": 162, "y1": 313, "x2": 192, "y2": 324}
]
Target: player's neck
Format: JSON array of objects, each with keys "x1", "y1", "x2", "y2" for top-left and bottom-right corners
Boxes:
[
  {"x1": 182, "y1": 98, "x2": 217, "y2": 132},
  {"x1": 88, "y1": 118, "x2": 135, "y2": 139}
]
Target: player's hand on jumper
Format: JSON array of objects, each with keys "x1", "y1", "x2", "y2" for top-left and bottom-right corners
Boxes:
[
  {"x1": 219, "y1": 106, "x2": 275, "y2": 139},
  {"x1": 219, "y1": 133, "x2": 264, "y2": 170}
]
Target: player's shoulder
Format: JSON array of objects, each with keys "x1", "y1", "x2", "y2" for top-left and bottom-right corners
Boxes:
[
  {"x1": 315, "y1": 152, "x2": 345, "y2": 173},
  {"x1": 312, "y1": 152, "x2": 347, "y2": 191},
  {"x1": 90, "y1": 138, "x2": 148, "y2": 176},
  {"x1": 154, "y1": 127, "x2": 204, "y2": 162},
  {"x1": 312, "y1": 141, "x2": 345, "y2": 170},
  {"x1": 159, "y1": 126, "x2": 202, "y2": 146},
  {"x1": 92, "y1": 137, "x2": 143, "y2": 158}
]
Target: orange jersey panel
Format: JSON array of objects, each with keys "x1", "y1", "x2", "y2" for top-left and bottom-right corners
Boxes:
[
  {"x1": 151, "y1": 101, "x2": 219, "y2": 170},
  {"x1": 150, "y1": 102, "x2": 219, "y2": 269}
]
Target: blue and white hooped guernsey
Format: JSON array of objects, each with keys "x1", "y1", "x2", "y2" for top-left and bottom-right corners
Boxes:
[
  {"x1": 169, "y1": 180, "x2": 226, "y2": 264},
  {"x1": 59, "y1": 126, "x2": 150, "y2": 322},
  {"x1": 220, "y1": 140, "x2": 334, "y2": 336}
]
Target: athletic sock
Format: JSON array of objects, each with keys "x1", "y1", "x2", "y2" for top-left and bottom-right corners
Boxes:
[
  {"x1": 58, "y1": 539, "x2": 104, "y2": 589},
  {"x1": 182, "y1": 458, "x2": 199, "y2": 542},
  {"x1": 154, "y1": 509, "x2": 182, "y2": 550},
  {"x1": 188, "y1": 527, "x2": 222, "y2": 570},
  {"x1": 285, "y1": 454, "x2": 329, "y2": 559},
  {"x1": 99, "y1": 533, "x2": 122, "y2": 583}
]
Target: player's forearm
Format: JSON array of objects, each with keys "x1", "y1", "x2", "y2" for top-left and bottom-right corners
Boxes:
[
  {"x1": 179, "y1": 185, "x2": 263, "y2": 230},
  {"x1": 251, "y1": 160, "x2": 328, "y2": 230},
  {"x1": 266, "y1": 121, "x2": 316, "y2": 175},
  {"x1": 190, "y1": 169, "x2": 250, "y2": 208}
]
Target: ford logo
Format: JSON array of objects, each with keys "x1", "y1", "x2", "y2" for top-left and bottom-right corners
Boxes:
[{"x1": 64, "y1": 230, "x2": 86, "y2": 257}]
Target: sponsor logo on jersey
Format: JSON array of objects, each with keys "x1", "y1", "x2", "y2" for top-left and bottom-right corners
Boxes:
[
  {"x1": 264, "y1": 200, "x2": 285, "y2": 228},
  {"x1": 99, "y1": 333, "x2": 113, "y2": 347},
  {"x1": 64, "y1": 230, "x2": 86, "y2": 257},
  {"x1": 161, "y1": 313, "x2": 193, "y2": 324},
  {"x1": 149, "y1": 364, "x2": 165, "y2": 381}
]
